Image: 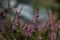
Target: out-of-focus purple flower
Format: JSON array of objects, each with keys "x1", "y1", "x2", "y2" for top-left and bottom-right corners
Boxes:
[
  {"x1": 33, "y1": 11, "x2": 40, "y2": 26},
  {"x1": 0, "y1": 9, "x2": 5, "y2": 33},
  {"x1": 15, "y1": 14, "x2": 19, "y2": 26},
  {"x1": 49, "y1": 23, "x2": 56, "y2": 40},
  {"x1": 40, "y1": 19, "x2": 49, "y2": 30},
  {"x1": 56, "y1": 20, "x2": 60, "y2": 30},
  {"x1": 0, "y1": 8, "x2": 5, "y2": 19},
  {"x1": 20, "y1": 11, "x2": 40, "y2": 37},
  {"x1": 12, "y1": 23, "x2": 16, "y2": 30},
  {"x1": 52, "y1": 15, "x2": 57, "y2": 21},
  {"x1": 22, "y1": 24, "x2": 35, "y2": 37},
  {"x1": 49, "y1": 20, "x2": 54, "y2": 32},
  {"x1": 48, "y1": 9, "x2": 56, "y2": 40},
  {"x1": 0, "y1": 34, "x2": 5, "y2": 40},
  {"x1": 50, "y1": 32, "x2": 56, "y2": 40},
  {"x1": 56, "y1": 20, "x2": 60, "y2": 35},
  {"x1": 0, "y1": 19, "x2": 5, "y2": 33}
]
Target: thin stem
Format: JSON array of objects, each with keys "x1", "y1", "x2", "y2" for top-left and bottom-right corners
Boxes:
[
  {"x1": 20, "y1": 5, "x2": 23, "y2": 14},
  {"x1": 16, "y1": 5, "x2": 23, "y2": 25},
  {"x1": 8, "y1": 0, "x2": 10, "y2": 19},
  {"x1": 8, "y1": 0, "x2": 10, "y2": 13},
  {"x1": 0, "y1": 1, "x2": 2, "y2": 7}
]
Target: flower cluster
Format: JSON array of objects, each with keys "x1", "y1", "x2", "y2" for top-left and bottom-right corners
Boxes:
[
  {"x1": 11, "y1": 12, "x2": 20, "y2": 30},
  {"x1": 56, "y1": 20, "x2": 60, "y2": 31},
  {"x1": 0, "y1": 8, "x2": 60, "y2": 40},
  {"x1": 33, "y1": 11, "x2": 40, "y2": 26},
  {"x1": 56, "y1": 20, "x2": 60, "y2": 35},
  {"x1": 21, "y1": 24, "x2": 35, "y2": 37},
  {"x1": 15, "y1": 13, "x2": 19, "y2": 26},
  {"x1": 0, "y1": 9, "x2": 5, "y2": 33},
  {"x1": 21, "y1": 11, "x2": 40, "y2": 37},
  {"x1": 12, "y1": 23, "x2": 16, "y2": 30},
  {"x1": 0, "y1": 8, "x2": 5, "y2": 40},
  {"x1": 48, "y1": 9, "x2": 56, "y2": 40},
  {"x1": 49, "y1": 23, "x2": 56, "y2": 40},
  {"x1": 0, "y1": 19, "x2": 5, "y2": 33},
  {"x1": 50, "y1": 32, "x2": 56, "y2": 40},
  {"x1": 0, "y1": 34, "x2": 4, "y2": 40}
]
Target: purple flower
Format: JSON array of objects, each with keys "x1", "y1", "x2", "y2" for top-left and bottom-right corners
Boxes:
[
  {"x1": 20, "y1": 12, "x2": 40, "y2": 37},
  {"x1": 0, "y1": 19, "x2": 5, "y2": 33},
  {"x1": 33, "y1": 11, "x2": 40, "y2": 26},
  {"x1": 40, "y1": 19, "x2": 49, "y2": 29},
  {"x1": 56, "y1": 20, "x2": 60, "y2": 35},
  {"x1": 49, "y1": 20, "x2": 56, "y2": 40},
  {"x1": 49, "y1": 23, "x2": 56, "y2": 40},
  {"x1": 0, "y1": 34, "x2": 5, "y2": 40},
  {"x1": 50, "y1": 32, "x2": 56, "y2": 40},
  {"x1": 12, "y1": 24, "x2": 16, "y2": 30},
  {"x1": 52, "y1": 15, "x2": 57, "y2": 21},
  {"x1": 22, "y1": 24, "x2": 35, "y2": 37},
  {"x1": 48, "y1": 9, "x2": 56, "y2": 40},
  {"x1": 56, "y1": 20, "x2": 60, "y2": 30},
  {"x1": 15, "y1": 14, "x2": 19, "y2": 26}
]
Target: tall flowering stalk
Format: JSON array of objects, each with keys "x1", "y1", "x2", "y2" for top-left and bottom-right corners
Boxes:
[
  {"x1": 56, "y1": 20, "x2": 60, "y2": 35},
  {"x1": 0, "y1": 8, "x2": 5, "y2": 40},
  {"x1": 0, "y1": 34, "x2": 5, "y2": 40},
  {"x1": 56, "y1": 20, "x2": 60, "y2": 30},
  {"x1": 15, "y1": 11, "x2": 19, "y2": 26},
  {"x1": 38, "y1": 18, "x2": 50, "y2": 40},
  {"x1": 11, "y1": 11, "x2": 20, "y2": 31},
  {"x1": 0, "y1": 19, "x2": 5, "y2": 40},
  {"x1": 0, "y1": 19, "x2": 5, "y2": 33},
  {"x1": 0, "y1": 9, "x2": 5, "y2": 33},
  {"x1": 12, "y1": 23, "x2": 16, "y2": 30},
  {"x1": 22, "y1": 24, "x2": 35, "y2": 37},
  {"x1": 48, "y1": 9, "x2": 56, "y2": 40},
  {"x1": 33, "y1": 11, "x2": 40, "y2": 26},
  {"x1": 40, "y1": 19, "x2": 49, "y2": 30},
  {"x1": 21, "y1": 11, "x2": 40, "y2": 37}
]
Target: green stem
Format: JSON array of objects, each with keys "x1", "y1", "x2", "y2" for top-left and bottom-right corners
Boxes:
[
  {"x1": 8, "y1": 0, "x2": 10, "y2": 13},
  {"x1": 0, "y1": 1, "x2": 2, "y2": 7},
  {"x1": 8, "y1": 0, "x2": 10, "y2": 19}
]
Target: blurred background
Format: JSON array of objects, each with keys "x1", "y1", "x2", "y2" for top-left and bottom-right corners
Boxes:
[{"x1": 0, "y1": 0, "x2": 60, "y2": 24}]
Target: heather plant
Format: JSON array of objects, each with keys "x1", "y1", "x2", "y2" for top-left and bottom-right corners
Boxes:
[
  {"x1": 0, "y1": 7, "x2": 60, "y2": 40},
  {"x1": 0, "y1": 0, "x2": 60, "y2": 40}
]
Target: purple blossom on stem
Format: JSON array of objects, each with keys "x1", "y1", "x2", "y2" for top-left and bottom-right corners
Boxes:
[
  {"x1": 50, "y1": 32, "x2": 56, "y2": 40},
  {"x1": 12, "y1": 23, "x2": 16, "y2": 30},
  {"x1": 52, "y1": 15, "x2": 57, "y2": 21},
  {"x1": 56, "y1": 20, "x2": 60, "y2": 35},
  {"x1": 33, "y1": 11, "x2": 40, "y2": 26},
  {"x1": 0, "y1": 8, "x2": 5, "y2": 33},
  {"x1": 48, "y1": 9, "x2": 56, "y2": 40},
  {"x1": 22, "y1": 24, "x2": 35, "y2": 37},
  {"x1": 39, "y1": 19, "x2": 49, "y2": 30},
  {"x1": 56, "y1": 20, "x2": 60, "y2": 30},
  {"x1": 0, "y1": 35, "x2": 4, "y2": 40},
  {"x1": 15, "y1": 13, "x2": 19, "y2": 26},
  {"x1": 23, "y1": 12, "x2": 40, "y2": 37},
  {"x1": 49, "y1": 23, "x2": 56, "y2": 40},
  {"x1": 0, "y1": 19, "x2": 5, "y2": 33},
  {"x1": 20, "y1": 11, "x2": 40, "y2": 37}
]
